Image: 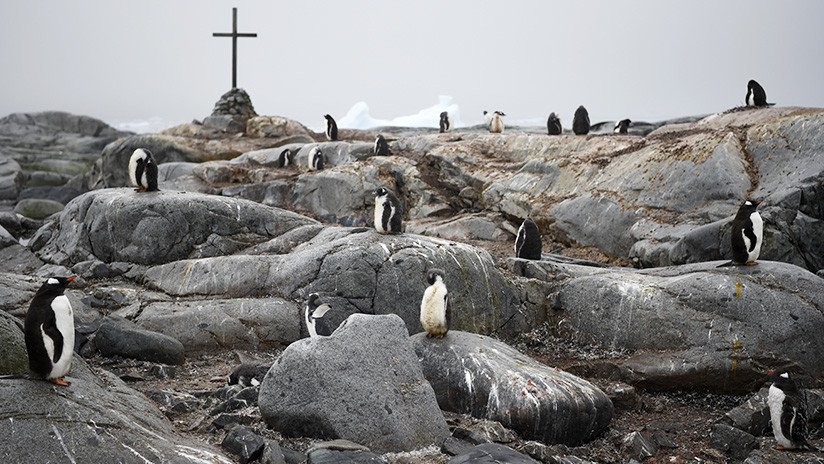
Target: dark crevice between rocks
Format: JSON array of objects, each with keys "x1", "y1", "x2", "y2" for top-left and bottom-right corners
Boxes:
[{"x1": 733, "y1": 128, "x2": 760, "y2": 201}]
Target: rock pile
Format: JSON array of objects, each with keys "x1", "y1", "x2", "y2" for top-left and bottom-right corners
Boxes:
[{"x1": 204, "y1": 88, "x2": 258, "y2": 133}]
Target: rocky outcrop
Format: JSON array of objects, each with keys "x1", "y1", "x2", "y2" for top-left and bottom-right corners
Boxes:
[
  {"x1": 0, "y1": 357, "x2": 232, "y2": 463},
  {"x1": 412, "y1": 331, "x2": 613, "y2": 445},
  {"x1": 246, "y1": 116, "x2": 312, "y2": 139},
  {"x1": 30, "y1": 189, "x2": 318, "y2": 266},
  {"x1": 259, "y1": 314, "x2": 449, "y2": 453},
  {"x1": 512, "y1": 257, "x2": 824, "y2": 392},
  {"x1": 94, "y1": 317, "x2": 186, "y2": 365},
  {"x1": 143, "y1": 227, "x2": 528, "y2": 337}
]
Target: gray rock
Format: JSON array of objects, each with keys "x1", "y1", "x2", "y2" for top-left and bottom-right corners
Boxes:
[
  {"x1": 99, "y1": 134, "x2": 201, "y2": 188},
  {"x1": 0, "y1": 244, "x2": 43, "y2": 274},
  {"x1": 135, "y1": 298, "x2": 300, "y2": 352},
  {"x1": 723, "y1": 388, "x2": 771, "y2": 436},
  {"x1": 406, "y1": 214, "x2": 509, "y2": 242},
  {"x1": 245, "y1": 116, "x2": 312, "y2": 139},
  {"x1": 18, "y1": 185, "x2": 84, "y2": 205},
  {"x1": 0, "y1": 310, "x2": 27, "y2": 375},
  {"x1": 204, "y1": 115, "x2": 245, "y2": 133},
  {"x1": 513, "y1": 258, "x2": 824, "y2": 392},
  {"x1": 603, "y1": 381, "x2": 641, "y2": 410},
  {"x1": 0, "y1": 356, "x2": 232, "y2": 463},
  {"x1": 0, "y1": 224, "x2": 16, "y2": 249},
  {"x1": 412, "y1": 331, "x2": 613, "y2": 445},
  {"x1": 145, "y1": 390, "x2": 202, "y2": 417},
  {"x1": 221, "y1": 425, "x2": 266, "y2": 464},
  {"x1": 13, "y1": 198, "x2": 64, "y2": 219},
  {"x1": 144, "y1": 229, "x2": 528, "y2": 337},
  {"x1": 0, "y1": 153, "x2": 23, "y2": 200},
  {"x1": 307, "y1": 449, "x2": 385, "y2": 464},
  {"x1": 710, "y1": 423, "x2": 757, "y2": 461},
  {"x1": 23, "y1": 170, "x2": 74, "y2": 187},
  {"x1": 0, "y1": 272, "x2": 40, "y2": 316},
  {"x1": 259, "y1": 314, "x2": 449, "y2": 453},
  {"x1": 94, "y1": 317, "x2": 185, "y2": 365},
  {"x1": 158, "y1": 162, "x2": 198, "y2": 182},
  {"x1": 622, "y1": 431, "x2": 658, "y2": 461},
  {"x1": 31, "y1": 188, "x2": 317, "y2": 266},
  {"x1": 449, "y1": 443, "x2": 539, "y2": 464}
]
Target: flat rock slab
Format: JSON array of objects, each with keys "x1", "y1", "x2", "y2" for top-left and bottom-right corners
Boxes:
[
  {"x1": 30, "y1": 188, "x2": 317, "y2": 266},
  {"x1": 412, "y1": 331, "x2": 613, "y2": 446},
  {"x1": 513, "y1": 258, "x2": 824, "y2": 392},
  {"x1": 95, "y1": 317, "x2": 185, "y2": 365},
  {"x1": 259, "y1": 314, "x2": 449, "y2": 453},
  {"x1": 136, "y1": 298, "x2": 300, "y2": 352},
  {"x1": 0, "y1": 357, "x2": 232, "y2": 463},
  {"x1": 449, "y1": 443, "x2": 540, "y2": 464}
]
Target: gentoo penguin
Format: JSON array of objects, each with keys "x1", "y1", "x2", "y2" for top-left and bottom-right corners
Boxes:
[
  {"x1": 420, "y1": 269, "x2": 449, "y2": 338},
  {"x1": 309, "y1": 146, "x2": 325, "y2": 171},
  {"x1": 547, "y1": 112, "x2": 562, "y2": 135},
  {"x1": 374, "y1": 134, "x2": 390, "y2": 155},
  {"x1": 768, "y1": 372, "x2": 814, "y2": 450},
  {"x1": 373, "y1": 187, "x2": 403, "y2": 234},
  {"x1": 515, "y1": 218, "x2": 542, "y2": 260},
  {"x1": 726, "y1": 200, "x2": 763, "y2": 266},
  {"x1": 23, "y1": 276, "x2": 76, "y2": 386},
  {"x1": 483, "y1": 110, "x2": 492, "y2": 126},
  {"x1": 614, "y1": 119, "x2": 632, "y2": 134},
  {"x1": 128, "y1": 148, "x2": 159, "y2": 192},
  {"x1": 746, "y1": 80, "x2": 773, "y2": 107},
  {"x1": 228, "y1": 362, "x2": 270, "y2": 387},
  {"x1": 572, "y1": 106, "x2": 590, "y2": 135},
  {"x1": 489, "y1": 111, "x2": 505, "y2": 133},
  {"x1": 324, "y1": 114, "x2": 338, "y2": 141},
  {"x1": 305, "y1": 293, "x2": 335, "y2": 337},
  {"x1": 439, "y1": 111, "x2": 450, "y2": 133},
  {"x1": 276, "y1": 148, "x2": 293, "y2": 168}
]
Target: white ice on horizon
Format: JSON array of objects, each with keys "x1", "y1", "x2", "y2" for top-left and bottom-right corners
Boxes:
[
  {"x1": 114, "y1": 116, "x2": 183, "y2": 134},
  {"x1": 338, "y1": 95, "x2": 464, "y2": 130}
]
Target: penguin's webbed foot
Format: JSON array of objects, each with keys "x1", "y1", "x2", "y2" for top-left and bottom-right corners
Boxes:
[
  {"x1": 51, "y1": 377, "x2": 71, "y2": 387},
  {"x1": 745, "y1": 261, "x2": 759, "y2": 266},
  {"x1": 773, "y1": 444, "x2": 786, "y2": 451}
]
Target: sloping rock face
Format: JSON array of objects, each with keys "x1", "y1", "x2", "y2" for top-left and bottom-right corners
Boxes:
[
  {"x1": 259, "y1": 314, "x2": 449, "y2": 453},
  {"x1": 98, "y1": 134, "x2": 202, "y2": 188},
  {"x1": 29, "y1": 189, "x2": 318, "y2": 266},
  {"x1": 511, "y1": 257, "x2": 824, "y2": 393},
  {"x1": 143, "y1": 228, "x2": 528, "y2": 337},
  {"x1": 412, "y1": 331, "x2": 613, "y2": 446},
  {"x1": 0, "y1": 357, "x2": 232, "y2": 463}
]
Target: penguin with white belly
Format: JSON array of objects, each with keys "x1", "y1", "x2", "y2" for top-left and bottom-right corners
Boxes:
[{"x1": 24, "y1": 276, "x2": 76, "y2": 386}]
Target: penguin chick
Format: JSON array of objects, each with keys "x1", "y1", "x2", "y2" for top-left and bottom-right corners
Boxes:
[
  {"x1": 24, "y1": 276, "x2": 76, "y2": 386},
  {"x1": 420, "y1": 269, "x2": 449, "y2": 338}
]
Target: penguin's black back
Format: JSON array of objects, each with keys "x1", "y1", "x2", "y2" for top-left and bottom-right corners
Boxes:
[
  {"x1": 515, "y1": 218, "x2": 542, "y2": 260},
  {"x1": 382, "y1": 191, "x2": 403, "y2": 233},
  {"x1": 24, "y1": 283, "x2": 67, "y2": 378},
  {"x1": 547, "y1": 113, "x2": 562, "y2": 135},
  {"x1": 573, "y1": 106, "x2": 590, "y2": 135},
  {"x1": 145, "y1": 154, "x2": 159, "y2": 191},
  {"x1": 748, "y1": 80, "x2": 769, "y2": 106},
  {"x1": 375, "y1": 135, "x2": 390, "y2": 155},
  {"x1": 729, "y1": 202, "x2": 759, "y2": 264},
  {"x1": 439, "y1": 112, "x2": 449, "y2": 133},
  {"x1": 325, "y1": 115, "x2": 338, "y2": 141}
]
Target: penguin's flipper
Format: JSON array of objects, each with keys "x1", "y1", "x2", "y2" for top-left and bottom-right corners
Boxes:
[
  {"x1": 743, "y1": 222, "x2": 758, "y2": 252},
  {"x1": 146, "y1": 160, "x2": 159, "y2": 192},
  {"x1": 41, "y1": 313, "x2": 64, "y2": 364},
  {"x1": 382, "y1": 200, "x2": 393, "y2": 232},
  {"x1": 314, "y1": 316, "x2": 335, "y2": 337}
]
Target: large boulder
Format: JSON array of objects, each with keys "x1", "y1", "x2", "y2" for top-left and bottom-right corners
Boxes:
[
  {"x1": 412, "y1": 331, "x2": 613, "y2": 445},
  {"x1": 144, "y1": 227, "x2": 529, "y2": 337},
  {"x1": 0, "y1": 153, "x2": 22, "y2": 200},
  {"x1": 512, "y1": 257, "x2": 824, "y2": 392},
  {"x1": 0, "y1": 357, "x2": 232, "y2": 463},
  {"x1": 94, "y1": 317, "x2": 185, "y2": 365},
  {"x1": 259, "y1": 314, "x2": 449, "y2": 453},
  {"x1": 0, "y1": 311, "x2": 27, "y2": 375},
  {"x1": 29, "y1": 188, "x2": 318, "y2": 266}
]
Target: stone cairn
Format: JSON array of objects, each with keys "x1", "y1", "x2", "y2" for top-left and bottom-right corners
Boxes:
[{"x1": 203, "y1": 88, "x2": 258, "y2": 133}]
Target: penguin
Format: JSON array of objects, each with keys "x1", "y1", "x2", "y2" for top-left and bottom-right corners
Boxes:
[
  {"x1": 420, "y1": 268, "x2": 449, "y2": 338},
  {"x1": 276, "y1": 148, "x2": 293, "y2": 168},
  {"x1": 489, "y1": 111, "x2": 504, "y2": 133},
  {"x1": 305, "y1": 293, "x2": 335, "y2": 337},
  {"x1": 309, "y1": 146, "x2": 325, "y2": 171},
  {"x1": 373, "y1": 187, "x2": 403, "y2": 234},
  {"x1": 572, "y1": 106, "x2": 590, "y2": 135},
  {"x1": 723, "y1": 199, "x2": 763, "y2": 266},
  {"x1": 746, "y1": 80, "x2": 774, "y2": 107},
  {"x1": 547, "y1": 112, "x2": 562, "y2": 135},
  {"x1": 614, "y1": 119, "x2": 632, "y2": 134},
  {"x1": 515, "y1": 218, "x2": 542, "y2": 260},
  {"x1": 768, "y1": 372, "x2": 814, "y2": 450},
  {"x1": 374, "y1": 134, "x2": 390, "y2": 156},
  {"x1": 23, "y1": 276, "x2": 76, "y2": 386},
  {"x1": 324, "y1": 114, "x2": 338, "y2": 141},
  {"x1": 439, "y1": 111, "x2": 450, "y2": 133},
  {"x1": 228, "y1": 362, "x2": 270, "y2": 387},
  {"x1": 128, "y1": 148, "x2": 159, "y2": 192}
]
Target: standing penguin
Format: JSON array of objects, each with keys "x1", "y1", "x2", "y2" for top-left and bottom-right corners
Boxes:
[
  {"x1": 309, "y1": 146, "x2": 325, "y2": 171},
  {"x1": 374, "y1": 134, "x2": 391, "y2": 155},
  {"x1": 572, "y1": 106, "x2": 590, "y2": 135},
  {"x1": 324, "y1": 114, "x2": 338, "y2": 141},
  {"x1": 614, "y1": 119, "x2": 632, "y2": 134},
  {"x1": 439, "y1": 111, "x2": 450, "y2": 133},
  {"x1": 746, "y1": 80, "x2": 773, "y2": 107},
  {"x1": 304, "y1": 293, "x2": 335, "y2": 337},
  {"x1": 768, "y1": 372, "x2": 814, "y2": 450},
  {"x1": 515, "y1": 218, "x2": 542, "y2": 260},
  {"x1": 128, "y1": 148, "x2": 159, "y2": 192},
  {"x1": 420, "y1": 269, "x2": 449, "y2": 338},
  {"x1": 277, "y1": 148, "x2": 293, "y2": 168},
  {"x1": 24, "y1": 276, "x2": 76, "y2": 386},
  {"x1": 722, "y1": 200, "x2": 763, "y2": 266},
  {"x1": 547, "y1": 113, "x2": 562, "y2": 135},
  {"x1": 373, "y1": 187, "x2": 403, "y2": 234},
  {"x1": 489, "y1": 111, "x2": 505, "y2": 133}
]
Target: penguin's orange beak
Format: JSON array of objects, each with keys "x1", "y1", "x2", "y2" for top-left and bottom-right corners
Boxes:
[{"x1": 65, "y1": 275, "x2": 77, "y2": 283}]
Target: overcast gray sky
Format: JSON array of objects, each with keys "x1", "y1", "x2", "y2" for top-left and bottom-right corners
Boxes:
[{"x1": 2, "y1": 1, "x2": 823, "y2": 130}]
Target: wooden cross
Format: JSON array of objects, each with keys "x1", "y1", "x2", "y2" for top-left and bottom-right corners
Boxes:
[{"x1": 212, "y1": 7, "x2": 257, "y2": 89}]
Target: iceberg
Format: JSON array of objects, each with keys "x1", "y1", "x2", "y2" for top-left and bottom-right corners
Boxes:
[{"x1": 338, "y1": 95, "x2": 463, "y2": 130}]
